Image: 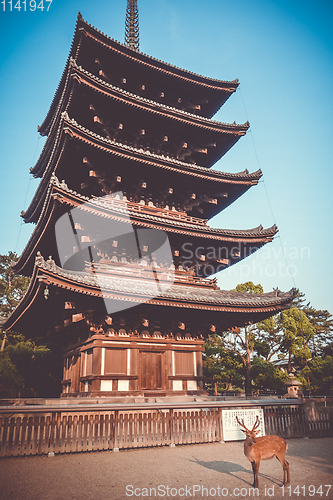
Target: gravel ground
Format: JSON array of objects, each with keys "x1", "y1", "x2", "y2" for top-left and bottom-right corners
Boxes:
[{"x1": 0, "y1": 438, "x2": 332, "y2": 500}]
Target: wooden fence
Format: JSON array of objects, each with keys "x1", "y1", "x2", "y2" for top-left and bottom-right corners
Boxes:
[{"x1": 0, "y1": 400, "x2": 332, "y2": 458}]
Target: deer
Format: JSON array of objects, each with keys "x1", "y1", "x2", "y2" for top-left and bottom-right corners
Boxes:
[{"x1": 236, "y1": 415, "x2": 290, "y2": 488}]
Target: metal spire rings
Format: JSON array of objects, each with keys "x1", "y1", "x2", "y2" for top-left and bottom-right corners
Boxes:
[{"x1": 125, "y1": 0, "x2": 139, "y2": 51}]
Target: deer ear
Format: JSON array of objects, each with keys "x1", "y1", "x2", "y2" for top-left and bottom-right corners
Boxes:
[
  {"x1": 255, "y1": 430, "x2": 260, "y2": 435},
  {"x1": 240, "y1": 428, "x2": 246, "y2": 433}
]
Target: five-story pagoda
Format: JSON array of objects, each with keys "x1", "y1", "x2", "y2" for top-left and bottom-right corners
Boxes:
[{"x1": 4, "y1": 4, "x2": 295, "y2": 398}]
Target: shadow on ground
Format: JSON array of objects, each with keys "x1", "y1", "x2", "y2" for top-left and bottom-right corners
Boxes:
[
  {"x1": 188, "y1": 457, "x2": 283, "y2": 487},
  {"x1": 285, "y1": 438, "x2": 333, "y2": 475}
]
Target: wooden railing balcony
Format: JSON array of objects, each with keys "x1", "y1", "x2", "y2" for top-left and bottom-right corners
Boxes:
[
  {"x1": 85, "y1": 261, "x2": 218, "y2": 288},
  {"x1": 105, "y1": 197, "x2": 208, "y2": 226}
]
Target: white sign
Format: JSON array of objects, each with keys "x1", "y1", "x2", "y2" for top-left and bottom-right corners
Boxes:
[{"x1": 222, "y1": 408, "x2": 265, "y2": 442}]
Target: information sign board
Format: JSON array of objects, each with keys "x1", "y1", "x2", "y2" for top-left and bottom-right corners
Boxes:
[{"x1": 222, "y1": 408, "x2": 265, "y2": 442}]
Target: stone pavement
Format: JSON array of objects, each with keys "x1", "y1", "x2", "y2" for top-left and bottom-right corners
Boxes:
[{"x1": 0, "y1": 438, "x2": 332, "y2": 500}]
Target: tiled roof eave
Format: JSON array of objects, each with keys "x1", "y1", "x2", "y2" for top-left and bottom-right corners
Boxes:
[
  {"x1": 16, "y1": 178, "x2": 276, "y2": 276},
  {"x1": 38, "y1": 14, "x2": 239, "y2": 135},
  {"x1": 79, "y1": 16, "x2": 239, "y2": 91},
  {"x1": 36, "y1": 68, "x2": 247, "y2": 174},
  {"x1": 63, "y1": 115, "x2": 260, "y2": 181},
  {"x1": 24, "y1": 127, "x2": 70, "y2": 222},
  {"x1": 38, "y1": 261, "x2": 298, "y2": 308},
  {"x1": 23, "y1": 117, "x2": 261, "y2": 227},
  {"x1": 32, "y1": 110, "x2": 259, "y2": 184},
  {"x1": 5, "y1": 254, "x2": 295, "y2": 332},
  {"x1": 70, "y1": 62, "x2": 247, "y2": 132},
  {"x1": 47, "y1": 180, "x2": 278, "y2": 240}
]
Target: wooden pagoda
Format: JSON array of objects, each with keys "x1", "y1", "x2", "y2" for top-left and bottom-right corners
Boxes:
[{"x1": 4, "y1": 12, "x2": 295, "y2": 398}]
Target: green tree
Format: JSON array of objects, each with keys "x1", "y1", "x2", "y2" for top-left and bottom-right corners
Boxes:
[
  {"x1": 286, "y1": 289, "x2": 333, "y2": 357},
  {"x1": 233, "y1": 282, "x2": 264, "y2": 295},
  {"x1": 203, "y1": 334, "x2": 243, "y2": 394},
  {"x1": 303, "y1": 307, "x2": 333, "y2": 357},
  {"x1": 0, "y1": 252, "x2": 30, "y2": 318},
  {"x1": 323, "y1": 343, "x2": 333, "y2": 357},
  {"x1": 1, "y1": 251, "x2": 30, "y2": 352},
  {"x1": 0, "y1": 333, "x2": 62, "y2": 398},
  {"x1": 0, "y1": 351, "x2": 24, "y2": 397},
  {"x1": 279, "y1": 308, "x2": 314, "y2": 373},
  {"x1": 227, "y1": 281, "x2": 263, "y2": 396},
  {"x1": 251, "y1": 357, "x2": 289, "y2": 394},
  {"x1": 255, "y1": 291, "x2": 331, "y2": 375},
  {"x1": 0, "y1": 253, "x2": 62, "y2": 397},
  {"x1": 300, "y1": 356, "x2": 333, "y2": 395},
  {"x1": 205, "y1": 283, "x2": 331, "y2": 397},
  {"x1": 255, "y1": 315, "x2": 283, "y2": 361}
]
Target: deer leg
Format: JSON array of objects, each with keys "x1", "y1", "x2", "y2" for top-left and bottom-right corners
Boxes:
[
  {"x1": 276, "y1": 455, "x2": 290, "y2": 485},
  {"x1": 251, "y1": 461, "x2": 259, "y2": 488},
  {"x1": 283, "y1": 459, "x2": 290, "y2": 485},
  {"x1": 251, "y1": 461, "x2": 256, "y2": 487}
]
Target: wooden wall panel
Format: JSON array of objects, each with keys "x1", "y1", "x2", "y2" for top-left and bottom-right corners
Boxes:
[
  {"x1": 175, "y1": 352, "x2": 194, "y2": 375},
  {"x1": 104, "y1": 349, "x2": 127, "y2": 374}
]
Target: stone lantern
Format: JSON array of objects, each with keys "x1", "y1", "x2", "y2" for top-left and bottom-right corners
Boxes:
[{"x1": 284, "y1": 373, "x2": 302, "y2": 399}]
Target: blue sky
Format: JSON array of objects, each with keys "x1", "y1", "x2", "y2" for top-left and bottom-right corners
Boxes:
[{"x1": 0, "y1": 0, "x2": 332, "y2": 312}]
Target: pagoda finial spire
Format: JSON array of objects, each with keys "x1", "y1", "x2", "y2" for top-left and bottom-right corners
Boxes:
[{"x1": 125, "y1": 0, "x2": 139, "y2": 51}]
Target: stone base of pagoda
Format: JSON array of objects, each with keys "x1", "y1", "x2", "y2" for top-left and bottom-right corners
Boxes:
[{"x1": 61, "y1": 333, "x2": 205, "y2": 397}]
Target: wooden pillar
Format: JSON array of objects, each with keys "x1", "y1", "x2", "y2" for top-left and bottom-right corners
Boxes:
[
  {"x1": 165, "y1": 349, "x2": 173, "y2": 391},
  {"x1": 196, "y1": 350, "x2": 203, "y2": 390},
  {"x1": 129, "y1": 346, "x2": 138, "y2": 391},
  {"x1": 72, "y1": 355, "x2": 80, "y2": 393},
  {"x1": 92, "y1": 346, "x2": 102, "y2": 392}
]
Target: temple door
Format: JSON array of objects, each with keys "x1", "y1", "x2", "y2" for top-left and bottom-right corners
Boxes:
[{"x1": 140, "y1": 351, "x2": 162, "y2": 390}]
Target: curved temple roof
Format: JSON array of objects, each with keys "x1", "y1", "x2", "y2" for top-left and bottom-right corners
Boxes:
[
  {"x1": 14, "y1": 176, "x2": 277, "y2": 277},
  {"x1": 32, "y1": 111, "x2": 254, "y2": 182},
  {"x1": 25, "y1": 114, "x2": 260, "y2": 224},
  {"x1": 33, "y1": 68, "x2": 249, "y2": 177},
  {"x1": 38, "y1": 14, "x2": 240, "y2": 135},
  {"x1": 4, "y1": 254, "x2": 296, "y2": 335}
]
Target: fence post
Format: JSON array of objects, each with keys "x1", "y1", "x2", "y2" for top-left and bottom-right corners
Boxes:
[
  {"x1": 218, "y1": 407, "x2": 224, "y2": 443},
  {"x1": 301, "y1": 403, "x2": 310, "y2": 438},
  {"x1": 113, "y1": 410, "x2": 119, "y2": 452},
  {"x1": 47, "y1": 412, "x2": 56, "y2": 457},
  {"x1": 169, "y1": 409, "x2": 175, "y2": 447}
]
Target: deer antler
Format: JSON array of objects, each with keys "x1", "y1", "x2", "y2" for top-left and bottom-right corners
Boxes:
[
  {"x1": 236, "y1": 416, "x2": 249, "y2": 431},
  {"x1": 252, "y1": 415, "x2": 260, "y2": 431}
]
